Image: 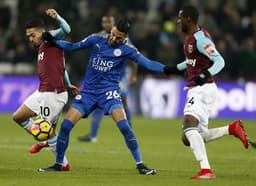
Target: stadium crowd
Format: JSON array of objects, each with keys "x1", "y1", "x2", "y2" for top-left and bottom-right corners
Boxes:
[{"x1": 0, "y1": 0, "x2": 256, "y2": 82}]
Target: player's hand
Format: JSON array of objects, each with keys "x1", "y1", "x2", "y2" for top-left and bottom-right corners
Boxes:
[
  {"x1": 42, "y1": 32, "x2": 55, "y2": 43},
  {"x1": 45, "y1": 9, "x2": 58, "y2": 19},
  {"x1": 194, "y1": 70, "x2": 211, "y2": 86},
  {"x1": 163, "y1": 66, "x2": 182, "y2": 75},
  {"x1": 67, "y1": 84, "x2": 80, "y2": 95}
]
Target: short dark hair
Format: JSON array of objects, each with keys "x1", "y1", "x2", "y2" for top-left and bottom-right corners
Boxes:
[
  {"x1": 26, "y1": 18, "x2": 46, "y2": 29},
  {"x1": 182, "y1": 5, "x2": 199, "y2": 23},
  {"x1": 116, "y1": 18, "x2": 131, "y2": 34}
]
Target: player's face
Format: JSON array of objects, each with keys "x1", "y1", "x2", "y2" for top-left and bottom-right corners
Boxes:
[
  {"x1": 101, "y1": 16, "x2": 114, "y2": 33},
  {"x1": 177, "y1": 10, "x2": 189, "y2": 33},
  {"x1": 108, "y1": 27, "x2": 126, "y2": 45},
  {"x1": 26, "y1": 27, "x2": 44, "y2": 48}
]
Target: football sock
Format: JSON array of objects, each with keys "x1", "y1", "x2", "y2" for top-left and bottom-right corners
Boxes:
[
  {"x1": 20, "y1": 118, "x2": 34, "y2": 132},
  {"x1": 185, "y1": 128, "x2": 210, "y2": 169},
  {"x1": 117, "y1": 119, "x2": 142, "y2": 164},
  {"x1": 48, "y1": 135, "x2": 69, "y2": 166},
  {"x1": 200, "y1": 126, "x2": 229, "y2": 142},
  {"x1": 90, "y1": 109, "x2": 104, "y2": 138},
  {"x1": 56, "y1": 119, "x2": 74, "y2": 165},
  {"x1": 125, "y1": 109, "x2": 132, "y2": 127}
]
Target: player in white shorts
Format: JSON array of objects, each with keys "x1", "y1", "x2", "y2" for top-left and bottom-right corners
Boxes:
[
  {"x1": 12, "y1": 9, "x2": 79, "y2": 171},
  {"x1": 24, "y1": 90, "x2": 68, "y2": 127},
  {"x1": 164, "y1": 5, "x2": 248, "y2": 179}
]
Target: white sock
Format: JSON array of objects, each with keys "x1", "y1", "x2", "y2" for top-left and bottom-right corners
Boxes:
[
  {"x1": 20, "y1": 118, "x2": 34, "y2": 132},
  {"x1": 185, "y1": 129, "x2": 211, "y2": 169},
  {"x1": 48, "y1": 136, "x2": 69, "y2": 166},
  {"x1": 200, "y1": 126, "x2": 229, "y2": 143}
]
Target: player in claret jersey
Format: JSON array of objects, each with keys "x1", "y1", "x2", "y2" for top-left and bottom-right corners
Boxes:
[
  {"x1": 12, "y1": 9, "x2": 79, "y2": 171},
  {"x1": 38, "y1": 18, "x2": 171, "y2": 174},
  {"x1": 164, "y1": 5, "x2": 248, "y2": 179}
]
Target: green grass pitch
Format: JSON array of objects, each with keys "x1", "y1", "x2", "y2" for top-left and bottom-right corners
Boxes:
[{"x1": 0, "y1": 114, "x2": 256, "y2": 186}]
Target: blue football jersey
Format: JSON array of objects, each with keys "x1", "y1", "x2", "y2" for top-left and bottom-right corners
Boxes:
[
  {"x1": 79, "y1": 34, "x2": 141, "y2": 92},
  {"x1": 55, "y1": 33, "x2": 165, "y2": 93}
]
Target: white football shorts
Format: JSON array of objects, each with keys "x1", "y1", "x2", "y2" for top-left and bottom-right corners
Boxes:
[
  {"x1": 24, "y1": 90, "x2": 68, "y2": 125},
  {"x1": 184, "y1": 83, "x2": 218, "y2": 131}
]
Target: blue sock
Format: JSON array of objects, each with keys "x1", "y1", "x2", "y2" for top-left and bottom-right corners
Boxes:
[
  {"x1": 90, "y1": 109, "x2": 104, "y2": 138},
  {"x1": 56, "y1": 119, "x2": 74, "y2": 165},
  {"x1": 117, "y1": 119, "x2": 142, "y2": 164},
  {"x1": 125, "y1": 109, "x2": 132, "y2": 127}
]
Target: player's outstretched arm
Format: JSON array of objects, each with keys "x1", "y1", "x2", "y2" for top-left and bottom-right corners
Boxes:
[
  {"x1": 135, "y1": 55, "x2": 165, "y2": 73},
  {"x1": 45, "y1": 8, "x2": 71, "y2": 38}
]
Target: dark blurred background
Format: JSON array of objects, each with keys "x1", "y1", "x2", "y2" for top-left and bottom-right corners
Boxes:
[{"x1": 0, "y1": 0, "x2": 256, "y2": 84}]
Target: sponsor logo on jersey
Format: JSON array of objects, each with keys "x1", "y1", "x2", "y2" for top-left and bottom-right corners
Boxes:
[
  {"x1": 92, "y1": 57, "x2": 114, "y2": 72},
  {"x1": 204, "y1": 44, "x2": 215, "y2": 55},
  {"x1": 96, "y1": 43, "x2": 101, "y2": 50},
  {"x1": 186, "y1": 58, "x2": 196, "y2": 67},
  {"x1": 114, "y1": 49, "x2": 122, "y2": 56},
  {"x1": 188, "y1": 44, "x2": 193, "y2": 53},
  {"x1": 38, "y1": 52, "x2": 44, "y2": 61}
]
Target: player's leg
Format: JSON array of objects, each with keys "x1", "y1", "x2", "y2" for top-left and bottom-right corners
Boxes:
[
  {"x1": 38, "y1": 107, "x2": 83, "y2": 171},
  {"x1": 12, "y1": 91, "x2": 39, "y2": 132},
  {"x1": 111, "y1": 106, "x2": 156, "y2": 175},
  {"x1": 198, "y1": 106, "x2": 248, "y2": 148},
  {"x1": 182, "y1": 85, "x2": 217, "y2": 179},
  {"x1": 12, "y1": 91, "x2": 51, "y2": 153},
  {"x1": 12, "y1": 104, "x2": 37, "y2": 131},
  {"x1": 122, "y1": 96, "x2": 132, "y2": 127},
  {"x1": 38, "y1": 93, "x2": 95, "y2": 171},
  {"x1": 183, "y1": 115, "x2": 215, "y2": 179},
  {"x1": 77, "y1": 109, "x2": 104, "y2": 142}
]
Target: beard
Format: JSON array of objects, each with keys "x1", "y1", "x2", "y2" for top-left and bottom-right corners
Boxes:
[{"x1": 181, "y1": 25, "x2": 188, "y2": 33}]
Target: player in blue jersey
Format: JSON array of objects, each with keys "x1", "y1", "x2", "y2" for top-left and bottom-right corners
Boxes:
[
  {"x1": 164, "y1": 5, "x2": 248, "y2": 179},
  {"x1": 38, "y1": 18, "x2": 170, "y2": 174},
  {"x1": 77, "y1": 16, "x2": 137, "y2": 142}
]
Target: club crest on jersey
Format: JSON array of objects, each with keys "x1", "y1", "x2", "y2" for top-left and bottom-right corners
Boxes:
[
  {"x1": 96, "y1": 43, "x2": 101, "y2": 50},
  {"x1": 75, "y1": 94, "x2": 82, "y2": 100},
  {"x1": 114, "y1": 49, "x2": 122, "y2": 56},
  {"x1": 188, "y1": 44, "x2": 193, "y2": 53}
]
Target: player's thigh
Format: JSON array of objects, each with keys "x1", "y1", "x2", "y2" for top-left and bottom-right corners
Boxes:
[
  {"x1": 12, "y1": 104, "x2": 37, "y2": 123},
  {"x1": 184, "y1": 84, "x2": 217, "y2": 124},
  {"x1": 13, "y1": 90, "x2": 40, "y2": 122}
]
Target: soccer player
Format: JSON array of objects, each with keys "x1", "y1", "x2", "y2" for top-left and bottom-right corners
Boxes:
[
  {"x1": 164, "y1": 5, "x2": 248, "y2": 179},
  {"x1": 38, "y1": 18, "x2": 170, "y2": 174},
  {"x1": 77, "y1": 15, "x2": 137, "y2": 142},
  {"x1": 12, "y1": 9, "x2": 79, "y2": 171}
]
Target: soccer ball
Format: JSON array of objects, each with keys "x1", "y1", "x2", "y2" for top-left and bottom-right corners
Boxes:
[{"x1": 31, "y1": 118, "x2": 53, "y2": 141}]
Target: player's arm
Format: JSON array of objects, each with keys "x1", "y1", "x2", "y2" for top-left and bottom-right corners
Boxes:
[
  {"x1": 196, "y1": 38, "x2": 225, "y2": 76},
  {"x1": 163, "y1": 60, "x2": 187, "y2": 75},
  {"x1": 131, "y1": 54, "x2": 165, "y2": 73},
  {"x1": 64, "y1": 69, "x2": 80, "y2": 95},
  {"x1": 45, "y1": 9, "x2": 71, "y2": 39},
  {"x1": 129, "y1": 62, "x2": 138, "y2": 85},
  {"x1": 50, "y1": 35, "x2": 95, "y2": 51},
  {"x1": 195, "y1": 34, "x2": 225, "y2": 85}
]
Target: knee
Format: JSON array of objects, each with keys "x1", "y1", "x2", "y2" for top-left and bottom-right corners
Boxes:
[
  {"x1": 12, "y1": 112, "x2": 20, "y2": 123},
  {"x1": 181, "y1": 133, "x2": 190, "y2": 146},
  {"x1": 183, "y1": 115, "x2": 199, "y2": 130}
]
